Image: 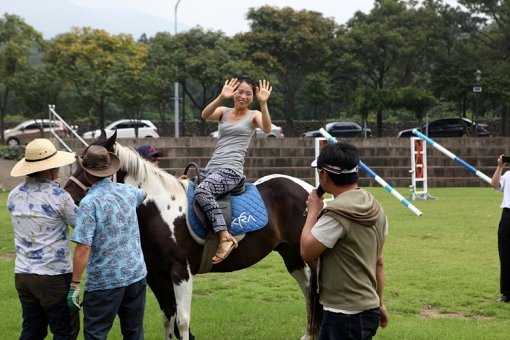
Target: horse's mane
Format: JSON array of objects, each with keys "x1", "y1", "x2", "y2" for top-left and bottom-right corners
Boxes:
[{"x1": 113, "y1": 142, "x2": 187, "y2": 196}]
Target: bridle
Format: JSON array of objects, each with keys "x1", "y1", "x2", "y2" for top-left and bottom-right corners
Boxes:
[
  {"x1": 66, "y1": 138, "x2": 121, "y2": 201},
  {"x1": 68, "y1": 175, "x2": 90, "y2": 194},
  {"x1": 68, "y1": 171, "x2": 119, "y2": 195}
]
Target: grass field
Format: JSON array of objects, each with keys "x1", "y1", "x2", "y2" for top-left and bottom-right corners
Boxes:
[{"x1": 1, "y1": 186, "x2": 509, "y2": 339}]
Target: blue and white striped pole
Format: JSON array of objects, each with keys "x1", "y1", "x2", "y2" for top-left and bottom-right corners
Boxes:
[
  {"x1": 319, "y1": 128, "x2": 423, "y2": 216},
  {"x1": 412, "y1": 129, "x2": 491, "y2": 185}
]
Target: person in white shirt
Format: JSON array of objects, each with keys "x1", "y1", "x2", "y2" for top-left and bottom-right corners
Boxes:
[{"x1": 490, "y1": 155, "x2": 510, "y2": 303}]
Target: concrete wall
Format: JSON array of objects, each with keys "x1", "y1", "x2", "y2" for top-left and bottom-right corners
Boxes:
[{"x1": 62, "y1": 136, "x2": 510, "y2": 188}]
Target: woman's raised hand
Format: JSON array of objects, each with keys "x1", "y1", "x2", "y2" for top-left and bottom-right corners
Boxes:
[
  {"x1": 220, "y1": 78, "x2": 240, "y2": 99},
  {"x1": 256, "y1": 79, "x2": 272, "y2": 104}
]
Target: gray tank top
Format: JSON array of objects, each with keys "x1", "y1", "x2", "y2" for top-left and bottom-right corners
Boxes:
[{"x1": 206, "y1": 109, "x2": 255, "y2": 175}]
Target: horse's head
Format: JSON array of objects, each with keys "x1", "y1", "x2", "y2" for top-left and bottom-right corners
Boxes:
[
  {"x1": 64, "y1": 130, "x2": 118, "y2": 204},
  {"x1": 64, "y1": 129, "x2": 188, "y2": 218}
]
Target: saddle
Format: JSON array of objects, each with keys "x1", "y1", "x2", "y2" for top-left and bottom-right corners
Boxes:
[
  {"x1": 183, "y1": 163, "x2": 268, "y2": 274},
  {"x1": 183, "y1": 163, "x2": 268, "y2": 242},
  {"x1": 184, "y1": 162, "x2": 246, "y2": 230}
]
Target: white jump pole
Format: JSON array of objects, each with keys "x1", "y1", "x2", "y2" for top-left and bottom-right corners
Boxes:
[
  {"x1": 412, "y1": 129, "x2": 491, "y2": 185},
  {"x1": 319, "y1": 128, "x2": 423, "y2": 216}
]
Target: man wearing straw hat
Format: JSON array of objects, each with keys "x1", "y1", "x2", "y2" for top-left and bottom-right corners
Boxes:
[
  {"x1": 67, "y1": 145, "x2": 147, "y2": 339},
  {"x1": 8, "y1": 138, "x2": 79, "y2": 340}
]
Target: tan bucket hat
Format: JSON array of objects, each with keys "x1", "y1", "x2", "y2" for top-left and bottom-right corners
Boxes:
[
  {"x1": 77, "y1": 145, "x2": 120, "y2": 178},
  {"x1": 10, "y1": 138, "x2": 76, "y2": 177}
]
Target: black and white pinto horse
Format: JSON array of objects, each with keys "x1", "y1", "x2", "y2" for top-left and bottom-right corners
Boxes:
[{"x1": 64, "y1": 133, "x2": 320, "y2": 340}]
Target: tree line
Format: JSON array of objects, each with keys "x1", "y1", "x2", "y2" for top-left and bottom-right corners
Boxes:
[{"x1": 1, "y1": 0, "x2": 510, "y2": 139}]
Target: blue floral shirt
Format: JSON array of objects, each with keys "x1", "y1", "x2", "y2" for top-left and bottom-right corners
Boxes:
[
  {"x1": 8, "y1": 177, "x2": 77, "y2": 275},
  {"x1": 72, "y1": 178, "x2": 147, "y2": 291}
]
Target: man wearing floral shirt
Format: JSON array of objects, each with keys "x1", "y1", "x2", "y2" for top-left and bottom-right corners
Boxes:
[
  {"x1": 8, "y1": 138, "x2": 79, "y2": 340},
  {"x1": 68, "y1": 145, "x2": 147, "y2": 340}
]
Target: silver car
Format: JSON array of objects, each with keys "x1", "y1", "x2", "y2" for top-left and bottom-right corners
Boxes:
[
  {"x1": 209, "y1": 123, "x2": 284, "y2": 138},
  {"x1": 3, "y1": 119, "x2": 77, "y2": 146}
]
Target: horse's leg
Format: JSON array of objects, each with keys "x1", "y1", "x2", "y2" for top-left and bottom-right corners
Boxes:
[
  {"x1": 293, "y1": 268, "x2": 315, "y2": 340},
  {"x1": 171, "y1": 269, "x2": 193, "y2": 340},
  {"x1": 290, "y1": 263, "x2": 311, "y2": 298},
  {"x1": 146, "y1": 271, "x2": 178, "y2": 340},
  {"x1": 277, "y1": 245, "x2": 315, "y2": 340}
]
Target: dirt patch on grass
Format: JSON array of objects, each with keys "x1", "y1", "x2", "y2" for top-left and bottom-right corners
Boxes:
[
  {"x1": 0, "y1": 252, "x2": 15, "y2": 261},
  {"x1": 420, "y1": 306, "x2": 493, "y2": 320}
]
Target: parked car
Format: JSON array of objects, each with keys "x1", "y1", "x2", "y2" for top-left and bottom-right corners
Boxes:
[
  {"x1": 301, "y1": 122, "x2": 372, "y2": 138},
  {"x1": 82, "y1": 119, "x2": 160, "y2": 139},
  {"x1": 397, "y1": 117, "x2": 491, "y2": 138},
  {"x1": 209, "y1": 123, "x2": 284, "y2": 138},
  {"x1": 3, "y1": 119, "x2": 77, "y2": 146}
]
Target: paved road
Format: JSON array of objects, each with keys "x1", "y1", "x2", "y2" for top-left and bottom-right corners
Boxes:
[
  {"x1": 1, "y1": 159, "x2": 20, "y2": 191},
  {"x1": 0, "y1": 159, "x2": 74, "y2": 191}
]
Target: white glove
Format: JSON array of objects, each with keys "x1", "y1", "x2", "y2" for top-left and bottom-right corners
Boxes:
[{"x1": 67, "y1": 286, "x2": 81, "y2": 311}]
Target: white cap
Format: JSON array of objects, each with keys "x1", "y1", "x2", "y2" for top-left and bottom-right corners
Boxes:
[{"x1": 310, "y1": 159, "x2": 358, "y2": 175}]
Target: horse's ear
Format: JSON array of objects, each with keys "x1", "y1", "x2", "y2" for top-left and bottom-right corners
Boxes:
[
  {"x1": 90, "y1": 130, "x2": 106, "y2": 147},
  {"x1": 99, "y1": 130, "x2": 107, "y2": 141},
  {"x1": 104, "y1": 130, "x2": 117, "y2": 150},
  {"x1": 92, "y1": 130, "x2": 107, "y2": 144}
]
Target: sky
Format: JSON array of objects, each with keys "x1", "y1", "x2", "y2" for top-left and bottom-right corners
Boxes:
[{"x1": 3, "y1": 0, "x2": 459, "y2": 39}]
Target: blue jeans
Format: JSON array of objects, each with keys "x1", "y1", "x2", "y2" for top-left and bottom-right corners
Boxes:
[
  {"x1": 318, "y1": 308, "x2": 380, "y2": 340},
  {"x1": 83, "y1": 278, "x2": 146, "y2": 340},
  {"x1": 15, "y1": 273, "x2": 79, "y2": 340}
]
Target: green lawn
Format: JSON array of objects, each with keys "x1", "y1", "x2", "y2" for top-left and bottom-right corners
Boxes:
[{"x1": 1, "y1": 186, "x2": 509, "y2": 339}]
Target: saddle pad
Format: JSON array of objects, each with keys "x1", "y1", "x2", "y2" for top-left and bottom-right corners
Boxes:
[{"x1": 186, "y1": 182, "x2": 268, "y2": 241}]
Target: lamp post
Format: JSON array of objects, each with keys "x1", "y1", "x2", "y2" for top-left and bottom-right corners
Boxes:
[
  {"x1": 174, "y1": 0, "x2": 182, "y2": 137},
  {"x1": 472, "y1": 70, "x2": 482, "y2": 137}
]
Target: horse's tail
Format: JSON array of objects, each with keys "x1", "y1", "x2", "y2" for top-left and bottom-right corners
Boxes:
[{"x1": 307, "y1": 262, "x2": 323, "y2": 340}]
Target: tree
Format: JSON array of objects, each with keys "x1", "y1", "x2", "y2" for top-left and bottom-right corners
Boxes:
[
  {"x1": 399, "y1": 87, "x2": 436, "y2": 122},
  {"x1": 298, "y1": 72, "x2": 335, "y2": 122},
  {"x1": 45, "y1": 28, "x2": 147, "y2": 129},
  {"x1": 0, "y1": 13, "x2": 43, "y2": 143},
  {"x1": 144, "y1": 32, "x2": 176, "y2": 125},
  {"x1": 110, "y1": 43, "x2": 149, "y2": 129},
  {"x1": 418, "y1": 2, "x2": 482, "y2": 120},
  {"x1": 332, "y1": 0, "x2": 437, "y2": 136},
  {"x1": 457, "y1": 0, "x2": 510, "y2": 135},
  {"x1": 244, "y1": 6, "x2": 338, "y2": 135},
  {"x1": 146, "y1": 28, "x2": 253, "y2": 135},
  {"x1": 181, "y1": 30, "x2": 252, "y2": 114},
  {"x1": 12, "y1": 66, "x2": 61, "y2": 117}
]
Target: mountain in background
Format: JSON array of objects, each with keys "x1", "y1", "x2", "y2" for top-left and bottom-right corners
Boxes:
[{"x1": 2, "y1": 0, "x2": 177, "y2": 39}]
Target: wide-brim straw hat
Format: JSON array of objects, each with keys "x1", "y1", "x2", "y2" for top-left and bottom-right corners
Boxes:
[
  {"x1": 77, "y1": 145, "x2": 120, "y2": 178},
  {"x1": 10, "y1": 138, "x2": 76, "y2": 177}
]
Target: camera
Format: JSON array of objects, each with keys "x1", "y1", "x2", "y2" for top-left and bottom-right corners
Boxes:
[{"x1": 502, "y1": 156, "x2": 510, "y2": 163}]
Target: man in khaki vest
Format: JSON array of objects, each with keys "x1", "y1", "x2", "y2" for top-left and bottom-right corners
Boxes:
[{"x1": 301, "y1": 141, "x2": 389, "y2": 339}]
